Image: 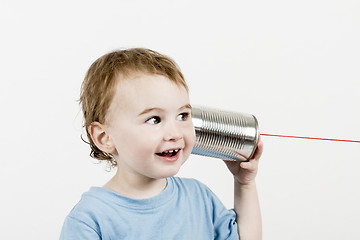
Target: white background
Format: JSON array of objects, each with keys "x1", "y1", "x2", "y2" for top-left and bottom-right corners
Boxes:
[{"x1": 1, "y1": 0, "x2": 359, "y2": 239}]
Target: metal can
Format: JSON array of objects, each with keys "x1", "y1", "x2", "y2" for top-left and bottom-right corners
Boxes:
[{"x1": 191, "y1": 106, "x2": 259, "y2": 161}]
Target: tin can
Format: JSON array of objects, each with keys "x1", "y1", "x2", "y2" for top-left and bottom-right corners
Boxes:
[{"x1": 191, "y1": 106, "x2": 259, "y2": 161}]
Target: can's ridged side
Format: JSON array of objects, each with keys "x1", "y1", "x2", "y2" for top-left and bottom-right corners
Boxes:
[{"x1": 191, "y1": 106, "x2": 259, "y2": 161}]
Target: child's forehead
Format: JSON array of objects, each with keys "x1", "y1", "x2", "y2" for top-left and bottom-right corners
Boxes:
[
  {"x1": 115, "y1": 72, "x2": 185, "y2": 92},
  {"x1": 109, "y1": 74, "x2": 187, "y2": 112}
]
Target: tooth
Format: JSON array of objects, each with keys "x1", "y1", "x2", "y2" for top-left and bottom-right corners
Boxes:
[{"x1": 160, "y1": 150, "x2": 180, "y2": 155}]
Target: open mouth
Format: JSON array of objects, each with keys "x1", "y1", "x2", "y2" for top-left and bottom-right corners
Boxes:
[{"x1": 156, "y1": 149, "x2": 181, "y2": 157}]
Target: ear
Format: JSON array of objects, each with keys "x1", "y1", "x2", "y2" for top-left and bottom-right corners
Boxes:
[{"x1": 88, "y1": 122, "x2": 116, "y2": 155}]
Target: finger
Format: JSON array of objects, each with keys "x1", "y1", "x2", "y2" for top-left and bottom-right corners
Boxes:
[{"x1": 240, "y1": 159, "x2": 258, "y2": 171}]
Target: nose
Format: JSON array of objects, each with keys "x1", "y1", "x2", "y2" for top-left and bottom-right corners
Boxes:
[{"x1": 163, "y1": 121, "x2": 183, "y2": 142}]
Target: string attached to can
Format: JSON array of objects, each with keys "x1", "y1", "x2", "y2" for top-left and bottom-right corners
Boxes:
[
  {"x1": 260, "y1": 133, "x2": 360, "y2": 143},
  {"x1": 190, "y1": 105, "x2": 359, "y2": 162}
]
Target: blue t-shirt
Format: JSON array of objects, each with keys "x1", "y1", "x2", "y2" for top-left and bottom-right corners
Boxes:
[{"x1": 60, "y1": 177, "x2": 238, "y2": 240}]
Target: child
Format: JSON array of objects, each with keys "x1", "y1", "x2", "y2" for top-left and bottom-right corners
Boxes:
[{"x1": 60, "y1": 48, "x2": 263, "y2": 240}]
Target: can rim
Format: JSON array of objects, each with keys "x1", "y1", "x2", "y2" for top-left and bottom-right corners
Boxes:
[{"x1": 246, "y1": 114, "x2": 259, "y2": 161}]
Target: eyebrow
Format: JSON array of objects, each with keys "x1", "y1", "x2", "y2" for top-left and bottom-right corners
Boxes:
[{"x1": 138, "y1": 104, "x2": 192, "y2": 116}]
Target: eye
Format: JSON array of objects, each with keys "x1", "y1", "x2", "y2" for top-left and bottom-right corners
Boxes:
[
  {"x1": 176, "y1": 112, "x2": 190, "y2": 121},
  {"x1": 146, "y1": 116, "x2": 161, "y2": 125}
]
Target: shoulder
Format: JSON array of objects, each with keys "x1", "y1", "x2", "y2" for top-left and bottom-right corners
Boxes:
[
  {"x1": 70, "y1": 187, "x2": 109, "y2": 213},
  {"x1": 170, "y1": 177, "x2": 238, "y2": 238},
  {"x1": 171, "y1": 176, "x2": 207, "y2": 190},
  {"x1": 60, "y1": 187, "x2": 111, "y2": 239},
  {"x1": 170, "y1": 176, "x2": 217, "y2": 200},
  {"x1": 64, "y1": 187, "x2": 117, "y2": 226}
]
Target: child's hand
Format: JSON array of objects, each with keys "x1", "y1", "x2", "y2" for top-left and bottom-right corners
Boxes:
[{"x1": 224, "y1": 138, "x2": 263, "y2": 185}]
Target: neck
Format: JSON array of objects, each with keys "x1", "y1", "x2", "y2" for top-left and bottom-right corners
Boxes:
[{"x1": 103, "y1": 169, "x2": 167, "y2": 199}]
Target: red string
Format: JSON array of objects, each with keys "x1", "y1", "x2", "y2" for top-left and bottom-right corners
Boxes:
[{"x1": 260, "y1": 133, "x2": 360, "y2": 143}]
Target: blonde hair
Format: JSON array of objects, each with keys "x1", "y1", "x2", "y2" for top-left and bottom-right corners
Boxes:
[{"x1": 79, "y1": 48, "x2": 188, "y2": 167}]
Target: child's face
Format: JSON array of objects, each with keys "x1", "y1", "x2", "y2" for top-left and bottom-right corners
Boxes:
[{"x1": 106, "y1": 73, "x2": 195, "y2": 180}]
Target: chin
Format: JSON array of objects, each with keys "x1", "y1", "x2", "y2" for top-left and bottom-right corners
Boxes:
[{"x1": 157, "y1": 165, "x2": 182, "y2": 179}]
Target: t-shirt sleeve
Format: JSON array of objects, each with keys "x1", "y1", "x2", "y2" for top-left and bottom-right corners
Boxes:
[
  {"x1": 212, "y1": 200, "x2": 238, "y2": 239},
  {"x1": 195, "y1": 179, "x2": 239, "y2": 240},
  {"x1": 60, "y1": 215, "x2": 101, "y2": 240},
  {"x1": 210, "y1": 191, "x2": 239, "y2": 240}
]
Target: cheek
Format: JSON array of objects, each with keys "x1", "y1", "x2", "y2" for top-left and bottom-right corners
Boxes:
[
  {"x1": 114, "y1": 128, "x2": 156, "y2": 154},
  {"x1": 128, "y1": 129, "x2": 160, "y2": 154},
  {"x1": 184, "y1": 125, "x2": 196, "y2": 149}
]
